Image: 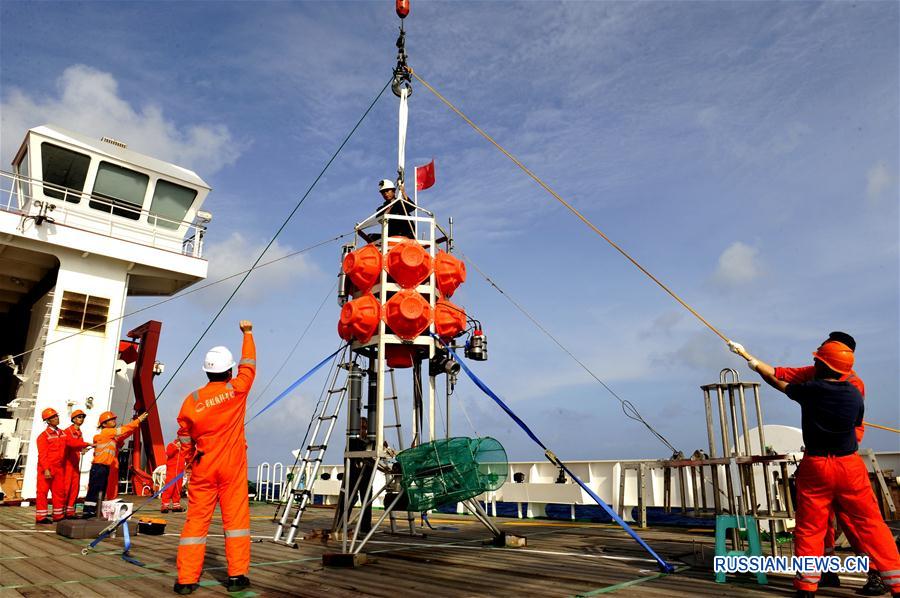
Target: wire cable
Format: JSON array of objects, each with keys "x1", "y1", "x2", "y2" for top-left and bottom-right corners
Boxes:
[
  {"x1": 9, "y1": 233, "x2": 350, "y2": 363},
  {"x1": 461, "y1": 252, "x2": 679, "y2": 455},
  {"x1": 248, "y1": 280, "x2": 337, "y2": 412},
  {"x1": 150, "y1": 78, "x2": 392, "y2": 407},
  {"x1": 408, "y1": 67, "x2": 729, "y2": 344}
]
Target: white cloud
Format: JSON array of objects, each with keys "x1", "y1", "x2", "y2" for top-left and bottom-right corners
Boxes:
[
  {"x1": 866, "y1": 161, "x2": 895, "y2": 201},
  {"x1": 1, "y1": 64, "x2": 241, "y2": 174},
  {"x1": 713, "y1": 241, "x2": 763, "y2": 287},
  {"x1": 195, "y1": 232, "x2": 321, "y2": 307}
]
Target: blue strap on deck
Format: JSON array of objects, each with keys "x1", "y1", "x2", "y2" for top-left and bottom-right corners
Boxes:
[
  {"x1": 434, "y1": 335, "x2": 675, "y2": 573},
  {"x1": 120, "y1": 518, "x2": 144, "y2": 566},
  {"x1": 87, "y1": 345, "x2": 345, "y2": 561},
  {"x1": 87, "y1": 470, "x2": 185, "y2": 552}
]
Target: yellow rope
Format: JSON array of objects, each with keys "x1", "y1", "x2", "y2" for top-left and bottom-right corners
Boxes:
[
  {"x1": 865, "y1": 422, "x2": 900, "y2": 434},
  {"x1": 409, "y1": 67, "x2": 900, "y2": 436},
  {"x1": 408, "y1": 67, "x2": 729, "y2": 344}
]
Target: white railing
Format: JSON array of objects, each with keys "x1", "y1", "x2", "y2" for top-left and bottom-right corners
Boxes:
[
  {"x1": 255, "y1": 462, "x2": 285, "y2": 503},
  {"x1": 255, "y1": 450, "x2": 900, "y2": 521},
  {"x1": 0, "y1": 170, "x2": 207, "y2": 258}
]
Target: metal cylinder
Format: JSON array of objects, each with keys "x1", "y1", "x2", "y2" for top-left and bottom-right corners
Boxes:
[
  {"x1": 348, "y1": 364, "x2": 363, "y2": 437},
  {"x1": 337, "y1": 244, "x2": 353, "y2": 306},
  {"x1": 367, "y1": 355, "x2": 377, "y2": 440}
]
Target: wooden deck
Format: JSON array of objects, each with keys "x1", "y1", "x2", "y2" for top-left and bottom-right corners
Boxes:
[{"x1": 0, "y1": 498, "x2": 876, "y2": 597}]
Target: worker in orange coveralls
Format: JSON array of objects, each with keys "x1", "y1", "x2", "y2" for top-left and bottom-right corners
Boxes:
[
  {"x1": 61, "y1": 409, "x2": 91, "y2": 519},
  {"x1": 82, "y1": 410, "x2": 147, "y2": 518},
  {"x1": 161, "y1": 428, "x2": 191, "y2": 513},
  {"x1": 175, "y1": 320, "x2": 255, "y2": 595},
  {"x1": 771, "y1": 331, "x2": 886, "y2": 595},
  {"x1": 35, "y1": 408, "x2": 67, "y2": 523},
  {"x1": 731, "y1": 339, "x2": 900, "y2": 598}
]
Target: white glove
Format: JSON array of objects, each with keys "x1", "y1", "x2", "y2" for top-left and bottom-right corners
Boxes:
[{"x1": 727, "y1": 341, "x2": 746, "y2": 356}]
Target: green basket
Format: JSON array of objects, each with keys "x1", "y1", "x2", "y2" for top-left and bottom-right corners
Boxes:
[{"x1": 396, "y1": 437, "x2": 508, "y2": 512}]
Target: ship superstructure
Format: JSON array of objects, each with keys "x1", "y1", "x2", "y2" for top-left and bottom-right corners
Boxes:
[{"x1": 0, "y1": 124, "x2": 211, "y2": 499}]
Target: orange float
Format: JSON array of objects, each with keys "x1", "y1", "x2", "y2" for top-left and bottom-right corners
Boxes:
[
  {"x1": 337, "y1": 293, "x2": 380, "y2": 343},
  {"x1": 385, "y1": 345, "x2": 416, "y2": 369},
  {"x1": 386, "y1": 239, "x2": 432, "y2": 289},
  {"x1": 342, "y1": 244, "x2": 382, "y2": 293},
  {"x1": 383, "y1": 290, "x2": 432, "y2": 340},
  {"x1": 434, "y1": 299, "x2": 466, "y2": 340},
  {"x1": 434, "y1": 250, "x2": 466, "y2": 297}
]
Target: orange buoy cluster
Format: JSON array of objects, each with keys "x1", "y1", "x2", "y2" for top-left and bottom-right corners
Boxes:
[{"x1": 337, "y1": 241, "x2": 469, "y2": 365}]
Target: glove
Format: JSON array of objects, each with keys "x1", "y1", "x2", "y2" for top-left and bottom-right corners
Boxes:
[{"x1": 727, "y1": 341, "x2": 746, "y2": 356}]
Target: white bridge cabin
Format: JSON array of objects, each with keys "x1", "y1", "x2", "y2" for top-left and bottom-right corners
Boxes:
[{"x1": 0, "y1": 124, "x2": 211, "y2": 500}]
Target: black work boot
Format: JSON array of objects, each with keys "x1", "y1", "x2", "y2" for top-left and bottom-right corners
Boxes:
[
  {"x1": 173, "y1": 582, "x2": 198, "y2": 595},
  {"x1": 820, "y1": 571, "x2": 841, "y2": 587},
  {"x1": 795, "y1": 591, "x2": 816, "y2": 598},
  {"x1": 226, "y1": 575, "x2": 250, "y2": 592},
  {"x1": 858, "y1": 570, "x2": 888, "y2": 596}
]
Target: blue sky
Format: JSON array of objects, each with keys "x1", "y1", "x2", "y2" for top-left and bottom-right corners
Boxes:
[{"x1": 2, "y1": 1, "x2": 897, "y2": 467}]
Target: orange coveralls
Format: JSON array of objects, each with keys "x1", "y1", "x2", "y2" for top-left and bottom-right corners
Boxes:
[
  {"x1": 82, "y1": 418, "x2": 142, "y2": 517},
  {"x1": 176, "y1": 333, "x2": 256, "y2": 584},
  {"x1": 161, "y1": 433, "x2": 191, "y2": 511},
  {"x1": 61, "y1": 424, "x2": 90, "y2": 517},
  {"x1": 35, "y1": 426, "x2": 67, "y2": 522},
  {"x1": 776, "y1": 366, "x2": 865, "y2": 554}
]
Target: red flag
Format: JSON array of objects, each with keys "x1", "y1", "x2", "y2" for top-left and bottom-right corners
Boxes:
[{"x1": 416, "y1": 160, "x2": 435, "y2": 191}]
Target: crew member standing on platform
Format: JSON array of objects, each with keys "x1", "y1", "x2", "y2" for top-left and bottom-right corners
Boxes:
[
  {"x1": 35, "y1": 408, "x2": 66, "y2": 524},
  {"x1": 82, "y1": 410, "x2": 147, "y2": 518},
  {"x1": 161, "y1": 428, "x2": 191, "y2": 513},
  {"x1": 62, "y1": 409, "x2": 91, "y2": 519},
  {"x1": 732, "y1": 339, "x2": 900, "y2": 598},
  {"x1": 375, "y1": 178, "x2": 415, "y2": 238},
  {"x1": 769, "y1": 332, "x2": 884, "y2": 594},
  {"x1": 175, "y1": 320, "x2": 256, "y2": 596}
]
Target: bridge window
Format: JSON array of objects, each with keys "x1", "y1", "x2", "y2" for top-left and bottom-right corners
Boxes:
[
  {"x1": 89, "y1": 161, "x2": 148, "y2": 220},
  {"x1": 149, "y1": 180, "x2": 197, "y2": 230},
  {"x1": 57, "y1": 291, "x2": 110, "y2": 334},
  {"x1": 41, "y1": 143, "x2": 90, "y2": 203}
]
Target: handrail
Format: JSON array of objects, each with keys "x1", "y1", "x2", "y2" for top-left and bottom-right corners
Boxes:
[{"x1": 0, "y1": 170, "x2": 207, "y2": 257}]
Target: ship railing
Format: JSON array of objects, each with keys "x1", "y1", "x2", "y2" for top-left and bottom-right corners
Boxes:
[
  {"x1": 0, "y1": 170, "x2": 207, "y2": 258},
  {"x1": 254, "y1": 451, "x2": 900, "y2": 521}
]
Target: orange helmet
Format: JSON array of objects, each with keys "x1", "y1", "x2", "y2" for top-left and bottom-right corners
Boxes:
[
  {"x1": 813, "y1": 340, "x2": 854, "y2": 375},
  {"x1": 98, "y1": 411, "x2": 118, "y2": 425},
  {"x1": 70, "y1": 409, "x2": 86, "y2": 420},
  {"x1": 41, "y1": 408, "x2": 59, "y2": 421}
]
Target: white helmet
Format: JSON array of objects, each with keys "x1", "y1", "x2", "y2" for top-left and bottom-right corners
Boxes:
[
  {"x1": 203, "y1": 346, "x2": 235, "y2": 373},
  {"x1": 378, "y1": 179, "x2": 396, "y2": 192}
]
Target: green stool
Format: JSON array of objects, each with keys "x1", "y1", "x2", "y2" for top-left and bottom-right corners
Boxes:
[{"x1": 714, "y1": 514, "x2": 767, "y2": 584}]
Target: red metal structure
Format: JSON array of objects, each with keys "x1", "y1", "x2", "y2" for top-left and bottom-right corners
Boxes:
[{"x1": 120, "y1": 321, "x2": 167, "y2": 495}]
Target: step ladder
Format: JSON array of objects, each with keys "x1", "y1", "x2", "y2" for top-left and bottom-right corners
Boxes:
[
  {"x1": 272, "y1": 347, "x2": 350, "y2": 546},
  {"x1": 272, "y1": 355, "x2": 407, "y2": 546},
  {"x1": 12, "y1": 293, "x2": 54, "y2": 470}
]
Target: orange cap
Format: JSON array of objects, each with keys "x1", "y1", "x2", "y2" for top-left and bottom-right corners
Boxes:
[
  {"x1": 383, "y1": 290, "x2": 432, "y2": 340},
  {"x1": 41, "y1": 408, "x2": 59, "y2": 421},
  {"x1": 434, "y1": 251, "x2": 466, "y2": 297},
  {"x1": 70, "y1": 409, "x2": 86, "y2": 420},
  {"x1": 338, "y1": 294, "x2": 381, "y2": 343},
  {"x1": 386, "y1": 240, "x2": 432, "y2": 289},
  {"x1": 385, "y1": 345, "x2": 416, "y2": 369},
  {"x1": 434, "y1": 299, "x2": 467, "y2": 340},
  {"x1": 99, "y1": 410, "x2": 118, "y2": 425},
  {"x1": 342, "y1": 244, "x2": 382, "y2": 293},
  {"x1": 813, "y1": 340, "x2": 854, "y2": 375}
]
